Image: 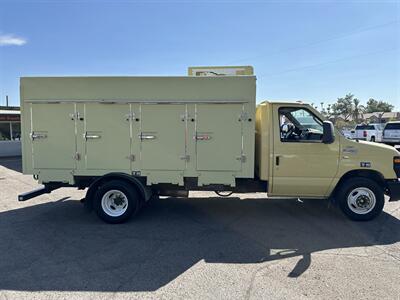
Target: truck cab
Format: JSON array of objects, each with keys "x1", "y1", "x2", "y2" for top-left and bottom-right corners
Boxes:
[{"x1": 256, "y1": 101, "x2": 400, "y2": 220}]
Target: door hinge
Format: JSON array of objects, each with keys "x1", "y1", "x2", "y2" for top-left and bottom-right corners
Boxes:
[
  {"x1": 180, "y1": 113, "x2": 195, "y2": 122},
  {"x1": 73, "y1": 153, "x2": 81, "y2": 161},
  {"x1": 69, "y1": 112, "x2": 84, "y2": 121},
  {"x1": 125, "y1": 112, "x2": 135, "y2": 121},
  {"x1": 239, "y1": 111, "x2": 249, "y2": 122},
  {"x1": 236, "y1": 155, "x2": 246, "y2": 163}
]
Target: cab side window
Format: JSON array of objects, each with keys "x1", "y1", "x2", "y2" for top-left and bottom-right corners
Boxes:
[{"x1": 279, "y1": 107, "x2": 324, "y2": 143}]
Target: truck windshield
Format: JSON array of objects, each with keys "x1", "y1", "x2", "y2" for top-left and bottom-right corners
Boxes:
[
  {"x1": 384, "y1": 123, "x2": 400, "y2": 130},
  {"x1": 355, "y1": 125, "x2": 375, "y2": 130}
]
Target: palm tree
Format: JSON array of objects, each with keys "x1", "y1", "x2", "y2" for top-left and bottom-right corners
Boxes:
[{"x1": 352, "y1": 98, "x2": 364, "y2": 123}]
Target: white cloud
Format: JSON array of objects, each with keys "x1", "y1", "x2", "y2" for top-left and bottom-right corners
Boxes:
[{"x1": 0, "y1": 34, "x2": 27, "y2": 46}]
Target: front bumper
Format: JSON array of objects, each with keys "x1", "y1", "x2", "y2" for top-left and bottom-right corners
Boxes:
[{"x1": 386, "y1": 179, "x2": 400, "y2": 202}]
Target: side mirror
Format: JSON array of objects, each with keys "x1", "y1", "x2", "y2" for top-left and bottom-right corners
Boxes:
[{"x1": 322, "y1": 121, "x2": 335, "y2": 144}]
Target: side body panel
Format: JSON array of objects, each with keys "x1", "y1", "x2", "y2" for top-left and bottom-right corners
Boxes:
[
  {"x1": 325, "y1": 136, "x2": 399, "y2": 197},
  {"x1": 20, "y1": 76, "x2": 256, "y2": 186}
]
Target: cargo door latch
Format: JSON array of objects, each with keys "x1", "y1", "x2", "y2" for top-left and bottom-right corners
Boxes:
[
  {"x1": 179, "y1": 155, "x2": 190, "y2": 161},
  {"x1": 126, "y1": 154, "x2": 135, "y2": 161},
  {"x1": 236, "y1": 155, "x2": 246, "y2": 163}
]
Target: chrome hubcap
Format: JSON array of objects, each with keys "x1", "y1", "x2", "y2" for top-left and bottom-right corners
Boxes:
[
  {"x1": 347, "y1": 187, "x2": 376, "y2": 215},
  {"x1": 101, "y1": 190, "x2": 128, "y2": 217}
]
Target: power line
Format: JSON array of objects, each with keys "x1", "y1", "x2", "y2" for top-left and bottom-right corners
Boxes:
[
  {"x1": 229, "y1": 20, "x2": 398, "y2": 64},
  {"x1": 257, "y1": 46, "x2": 398, "y2": 79}
]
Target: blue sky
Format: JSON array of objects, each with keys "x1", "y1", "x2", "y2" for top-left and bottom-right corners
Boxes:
[{"x1": 0, "y1": 0, "x2": 399, "y2": 109}]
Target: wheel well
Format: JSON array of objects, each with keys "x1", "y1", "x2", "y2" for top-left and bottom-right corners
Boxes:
[
  {"x1": 332, "y1": 169, "x2": 385, "y2": 199},
  {"x1": 83, "y1": 173, "x2": 149, "y2": 211}
]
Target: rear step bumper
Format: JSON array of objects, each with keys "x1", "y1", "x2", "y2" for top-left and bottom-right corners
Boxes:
[{"x1": 18, "y1": 185, "x2": 61, "y2": 201}]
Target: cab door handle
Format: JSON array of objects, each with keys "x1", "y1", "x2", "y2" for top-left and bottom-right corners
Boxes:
[{"x1": 276, "y1": 156, "x2": 280, "y2": 166}]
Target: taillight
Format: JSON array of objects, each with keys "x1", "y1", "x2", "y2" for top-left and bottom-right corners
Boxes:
[{"x1": 363, "y1": 130, "x2": 367, "y2": 137}]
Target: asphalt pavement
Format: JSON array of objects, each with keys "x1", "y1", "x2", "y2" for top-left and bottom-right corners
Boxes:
[{"x1": 0, "y1": 157, "x2": 399, "y2": 299}]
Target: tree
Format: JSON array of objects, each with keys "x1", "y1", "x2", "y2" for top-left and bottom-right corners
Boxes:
[
  {"x1": 330, "y1": 93, "x2": 355, "y2": 121},
  {"x1": 365, "y1": 98, "x2": 394, "y2": 113},
  {"x1": 352, "y1": 98, "x2": 364, "y2": 123},
  {"x1": 326, "y1": 104, "x2": 332, "y2": 117}
]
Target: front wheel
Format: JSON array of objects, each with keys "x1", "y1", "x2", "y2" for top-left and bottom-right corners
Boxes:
[
  {"x1": 93, "y1": 180, "x2": 142, "y2": 223},
  {"x1": 337, "y1": 177, "x2": 384, "y2": 221}
]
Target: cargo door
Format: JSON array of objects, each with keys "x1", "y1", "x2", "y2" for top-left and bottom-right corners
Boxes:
[
  {"x1": 31, "y1": 103, "x2": 76, "y2": 169},
  {"x1": 140, "y1": 104, "x2": 186, "y2": 170},
  {"x1": 84, "y1": 103, "x2": 131, "y2": 170},
  {"x1": 196, "y1": 104, "x2": 243, "y2": 171}
]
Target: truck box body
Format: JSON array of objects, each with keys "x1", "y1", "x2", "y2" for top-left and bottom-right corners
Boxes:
[{"x1": 20, "y1": 76, "x2": 256, "y2": 187}]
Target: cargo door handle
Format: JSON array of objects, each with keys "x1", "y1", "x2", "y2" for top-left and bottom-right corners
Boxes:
[
  {"x1": 139, "y1": 133, "x2": 156, "y2": 140},
  {"x1": 276, "y1": 156, "x2": 280, "y2": 166},
  {"x1": 194, "y1": 134, "x2": 212, "y2": 141},
  {"x1": 84, "y1": 133, "x2": 101, "y2": 140},
  {"x1": 30, "y1": 132, "x2": 47, "y2": 140}
]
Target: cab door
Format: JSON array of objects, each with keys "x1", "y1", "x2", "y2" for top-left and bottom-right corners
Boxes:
[{"x1": 271, "y1": 105, "x2": 339, "y2": 197}]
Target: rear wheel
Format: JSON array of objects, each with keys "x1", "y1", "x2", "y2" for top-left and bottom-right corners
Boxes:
[
  {"x1": 337, "y1": 177, "x2": 384, "y2": 221},
  {"x1": 93, "y1": 180, "x2": 142, "y2": 223},
  {"x1": 370, "y1": 136, "x2": 375, "y2": 142}
]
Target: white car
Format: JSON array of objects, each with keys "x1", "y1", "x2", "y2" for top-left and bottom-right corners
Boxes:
[
  {"x1": 382, "y1": 121, "x2": 400, "y2": 146},
  {"x1": 351, "y1": 123, "x2": 383, "y2": 142}
]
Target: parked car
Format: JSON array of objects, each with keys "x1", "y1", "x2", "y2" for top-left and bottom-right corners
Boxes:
[
  {"x1": 351, "y1": 123, "x2": 383, "y2": 142},
  {"x1": 382, "y1": 121, "x2": 400, "y2": 146}
]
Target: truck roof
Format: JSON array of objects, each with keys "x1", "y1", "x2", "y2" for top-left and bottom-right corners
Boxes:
[
  {"x1": 259, "y1": 100, "x2": 312, "y2": 106},
  {"x1": 20, "y1": 76, "x2": 256, "y2": 103}
]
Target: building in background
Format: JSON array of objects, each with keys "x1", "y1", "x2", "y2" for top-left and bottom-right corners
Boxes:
[
  {"x1": 362, "y1": 112, "x2": 400, "y2": 124},
  {"x1": 0, "y1": 106, "x2": 21, "y2": 157}
]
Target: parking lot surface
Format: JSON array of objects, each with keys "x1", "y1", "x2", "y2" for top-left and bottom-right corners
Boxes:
[{"x1": 0, "y1": 157, "x2": 399, "y2": 300}]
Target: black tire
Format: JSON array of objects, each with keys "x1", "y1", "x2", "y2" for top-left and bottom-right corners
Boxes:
[
  {"x1": 370, "y1": 136, "x2": 375, "y2": 142},
  {"x1": 93, "y1": 180, "x2": 142, "y2": 224},
  {"x1": 336, "y1": 177, "x2": 384, "y2": 221}
]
